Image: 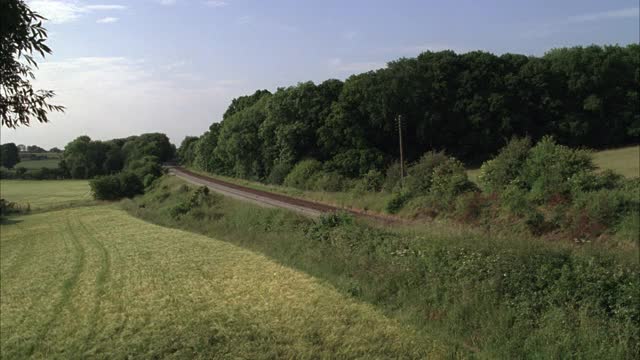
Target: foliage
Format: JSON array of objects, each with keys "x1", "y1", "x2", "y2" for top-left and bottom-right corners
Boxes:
[
  {"x1": 0, "y1": 0, "x2": 64, "y2": 128},
  {"x1": 126, "y1": 176, "x2": 640, "y2": 358},
  {"x1": 265, "y1": 163, "x2": 292, "y2": 185},
  {"x1": 89, "y1": 172, "x2": 144, "y2": 200},
  {"x1": 61, "y1": 133, "x2": 173, "y2": 180},
  {"x1": 385, "y1": 191, "x2": 411, "y2": 214},
  {"x1": 522, "y1": 136, "x2": 594, "y2": 203},
  {"x1": 0, "y1": 143, "x2": 19, "y2": 169},
  {"x1": 283, "y1": 159, "x2": 322, "y2": 190},
  {"x1": 187, "y1": 45, "x2": 638, "y2": 183},
  {"x1": 478, "y1": 137, "x2": 532, "y2": 192},
  {"x1": 177, "y1": 136, "x2": 199, "y2": 166}
]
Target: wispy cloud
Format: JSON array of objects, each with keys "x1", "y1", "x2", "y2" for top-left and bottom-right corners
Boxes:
[
  {"x1": 28, "y1": 1, "x2": 126, "y2": 24},
  {"x1": 523, "y1": 6, "x2": 639, "y2": 38},
  {"x1": 328, "y1": 58, "x2": 385, "y2": 74},
  {"x1": 158, "y1": 0, "x2": 177, "y2": 5},
  {"x1": 567, "y1": 7, "x2": 638, "y2": 23},
  {"x1": 96, "y1": 16, "x2": 118, "y2": 24},
  {"x1": 204, "y1": 0, "x2": 228, "y2": 8},
  {"x1": 10, "y1": 56, "x2": 242, "y2": 147}
]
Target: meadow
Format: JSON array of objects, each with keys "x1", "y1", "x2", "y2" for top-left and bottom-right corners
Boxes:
[
  {"x1": 0, "y1": 180, "x2": 445, "y2": 359},
  {"x1": 0, "y1": 180, "x2": 92, "y2": 211}
]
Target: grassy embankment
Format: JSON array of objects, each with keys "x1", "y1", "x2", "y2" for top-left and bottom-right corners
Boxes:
[
  {"x1": 0, "y1": 180, "x2": 444, "y2": 359},
  {"x1": 189, "y1": 145, "x2": 640, "y2": 217},
  {"x1": 123, "y1": 176, "x2": 639, "y2": 358}
]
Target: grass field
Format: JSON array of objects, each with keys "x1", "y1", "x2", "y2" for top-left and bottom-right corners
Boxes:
[
  {"x1": 0, "y1": 181, "x2": 443, "y2": 358},
  {"x1": 593, "y1": 145, "x2": 640, "y2": 178},
  {"x1": 0, "y1": 180, "x2": 92, "y2": 210}
]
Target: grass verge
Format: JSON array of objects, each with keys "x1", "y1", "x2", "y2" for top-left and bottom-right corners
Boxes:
[{"x1": 124, "y1": 176, "x2": 640, "y2": 358}]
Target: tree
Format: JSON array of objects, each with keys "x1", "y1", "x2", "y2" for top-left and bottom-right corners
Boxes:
[
  {"x1": 49, "y1": 147, "x2": 62, "y2": 153},
  {"x1": 1, "y1": 143, "x2": 20, "y2": 169},
  {"x1": 27, "y1": 145, "x2": 45, "y2": 152},
  {"x1": 1, "y1": 0, "x2": 64, "y2": 128}
]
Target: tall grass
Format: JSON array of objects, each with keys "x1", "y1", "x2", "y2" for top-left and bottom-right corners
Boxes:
[{"x1": 124, "y1": 176, "x2": 640, "y2": 358}]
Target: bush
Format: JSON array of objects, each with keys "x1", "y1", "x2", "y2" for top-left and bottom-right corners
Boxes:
[
  {"x1": 386, "y1": 191, "x2": 411, "y2": 214},
  {"x1": 454, "y1": 192, "x2": 493, "y2": 223},
  {"x1": 90, "y1": 172, "x2": 144, "y2": 200},
  {"x1": 430, "y1": 158, "x2": 477, "y2": 201},
  {"x1": 169, "y1": 186, "x2": 219, "y2": 219},
  {"x1": 382, "y1": 162, "x2": 403, "y2": 192},
  {"x1": 478, "y1": 137, "x2": 532, "y2": 192},
  {"x1": 119, "y1": 172, "x2": 145, "y2": 198},
  {"x1": 90, "y1": 175, "x2": 123, "y2": 200},
  {"x1": 311, "y1": 171, "x2": 347, "y2": 192},
  {"x1": 284, "y1": 159, "x2": 322, "y2": 189},
  {"x1": 325, "y1": 148, "x2": 385, "y2": 177},
  {"x1": 266, "y1": 163, "x2": 292, "y2": 185},
  {"x1": 404, "y1": 151, "x2": 450, "y2": 196},
  {"x1": 522, "y1": 136, "x2": 594, "y2": 203}
]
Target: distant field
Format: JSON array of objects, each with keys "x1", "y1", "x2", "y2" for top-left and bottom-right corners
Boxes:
[
  {"x1": 593, "y1": 145, "x2": 639, "y2": 178},
  {"x1": 0, "y1": 180, "x2": 91, "y2": 210},
  {"x1": 0, "y1": 205, "x2": 440, "y2": 358}
]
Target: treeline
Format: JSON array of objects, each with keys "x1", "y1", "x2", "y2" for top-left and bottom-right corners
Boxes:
[
  {"x1": 180, "y1": 44, "x2": 639, "y2": 181},
  {"x1": 1, "y1": 134, "x2": 175, "y2": 199}
]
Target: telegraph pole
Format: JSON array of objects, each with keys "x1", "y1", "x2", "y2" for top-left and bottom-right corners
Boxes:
[{"x1": 397, "y1": 115, "x2": 404, "y2": 186}]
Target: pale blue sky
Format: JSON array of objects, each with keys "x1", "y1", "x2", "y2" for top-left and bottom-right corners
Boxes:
[{"x1": 2, "y1": 0, "x2": 638, "y2": 148}]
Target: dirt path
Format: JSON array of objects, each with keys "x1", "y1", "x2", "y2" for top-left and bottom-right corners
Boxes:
[{"x1": 169, "y1": 167, "x2": 403, "y2": 224}]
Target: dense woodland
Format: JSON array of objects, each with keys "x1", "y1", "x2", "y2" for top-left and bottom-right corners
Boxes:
[{"x1": 180, "y1": 44, "x2": 639, "y2": 180}]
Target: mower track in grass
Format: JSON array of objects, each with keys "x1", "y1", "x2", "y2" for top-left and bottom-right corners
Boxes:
[{"x1": 0, "y1": 205, "x2": 444, "y2": 359}]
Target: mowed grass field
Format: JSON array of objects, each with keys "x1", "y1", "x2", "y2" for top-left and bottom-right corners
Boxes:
[
  {"x1": 593, "y1": 145, "x2": 640, "y2": 178},
  {"x1": 0, "y1": 180, "x2": 92, "y2": 210},
  {"x1": 0, "y1": 182, "x2": 442, "y2": 359}
]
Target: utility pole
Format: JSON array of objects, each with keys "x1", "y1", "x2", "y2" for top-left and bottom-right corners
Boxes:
[{"x1": 397, "y1": 115, "x2": 404, "y2": 187}]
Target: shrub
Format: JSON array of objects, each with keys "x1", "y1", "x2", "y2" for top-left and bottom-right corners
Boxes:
[
  {"x1": 266, "y1": 163, "x2": 292, "y2": 185},
  {"x1": 569, "y1": 170, "x2": 623, "y2": 196},
  {"x1": 454, "y1": 192, "x2": 493, "y2": 223},
  {"x1": 284, "y1": 159, "x2": 322, "y2": 189},
  {"x1": 311, "y1": 171, "x2": 347, "y2": 192},
  {"x1": 305, "y1": 211, "x2": 355, "y2": 242},
  {"x1": 386, "y1": 191, "x2": 411, "y2": 214},
  {"x1": 325, "y1": 148, "x2": 385, "y2": 178},
  {"x1": 430, "y1": 158, "x2": 477, "y2": 201},
  {"x1": 90, "y1": 175, "x2": 123, "y2": 200},
  {"x1": 522, "y1": 136, "x2": 594, "y2": 203},
  {"x1": 478, "y1": 137, "x2": 532, "y2": 192},
  {"x1": 90, "y1": 172, "x2": 144, "y2": 200},
  {"x1": 119, "y1": 172, "x2": 145, "y2": 198},
  {"x1": 169, "y1": 186, "x2": 219, "y2": 219},
  {"x1": 15, "y1": 167, "x2": 27, "y2": 177},
  {"x1": 143, "y1": 173, "x2": 157, "y2": 188},
  {"x1": 404, "y1": 151, "x2": 450, "y2": 196},
  {"x1": 382, "y1": 162, "x2": 403, "y2": 192}
]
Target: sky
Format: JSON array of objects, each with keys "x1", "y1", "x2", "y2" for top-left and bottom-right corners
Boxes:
[{"x1": 2, "y1": 0, "x2": 639, "y2": 149}]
